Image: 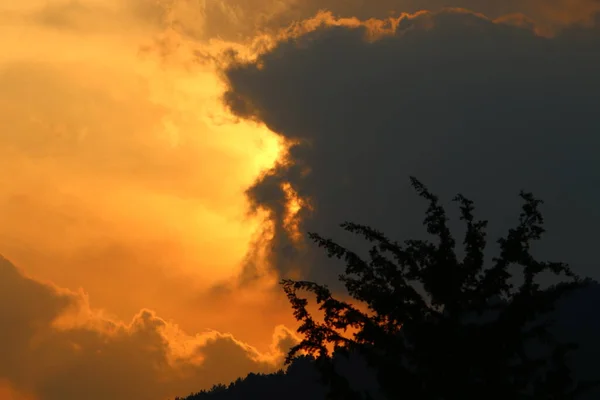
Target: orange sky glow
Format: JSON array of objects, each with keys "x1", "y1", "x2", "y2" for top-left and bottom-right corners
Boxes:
[
  {"x1": 1, "y1": 0, "x2": 599, "y2": 399},
  {"x1": 0, "y1": 2, "x2": 303, "y2": 398}
]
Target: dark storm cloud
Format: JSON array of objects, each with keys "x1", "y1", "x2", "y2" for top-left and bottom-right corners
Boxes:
[{"x1": 224, "y1": 9, "x2": 600, "y2": 287}]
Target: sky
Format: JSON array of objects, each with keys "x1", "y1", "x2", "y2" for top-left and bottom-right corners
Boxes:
[{"x1": 1, "y1": 1, "x2": 599, "y2": 399}]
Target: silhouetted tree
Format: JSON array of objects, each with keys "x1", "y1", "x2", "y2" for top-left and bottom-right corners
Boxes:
[{"x1": 282, "y1": 177, "x2": 598, "y2": 400}]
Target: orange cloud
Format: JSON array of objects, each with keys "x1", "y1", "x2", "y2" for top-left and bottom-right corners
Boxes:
[
  {"x1": 0, "y1": 256, "x2": 299, "y2": 400},
  {"x1": 0, "y1": 5, "x2": 308, "y2": 398},
  {"x1": 131, "y1": 0, "x2": 600, "y2": 47},
  {"x1": 0, "y1": 0, "x2": 288, "y2": 336}
]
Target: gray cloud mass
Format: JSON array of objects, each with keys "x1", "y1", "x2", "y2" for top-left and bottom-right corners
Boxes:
[{"x1": 224, "y1": 9, "x2": 600, "y2": 287}]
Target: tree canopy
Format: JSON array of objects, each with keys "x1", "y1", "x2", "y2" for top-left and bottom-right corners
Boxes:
[{"x1": 282, "y1": 177, "x2": 598, "y2": 400}]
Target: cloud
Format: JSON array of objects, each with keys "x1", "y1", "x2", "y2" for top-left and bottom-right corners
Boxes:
[
  {"x1": 7, "y1": 0, "x2": 600, "y2": 48},
  {"x1": 2, "y1": 1, "x2": 599, "y2": 399},
  {"x1": 0, "y1": 256, "x2": 298, "y2": 400},
  {"x1": 0, "y1": 6, "x2": 302, "y2": 397},
  {"x1": 141, "y1": 0, "x2": 600, "y2": 43},
  {"x1": 223, "y1": 9, "x2": 600, "y2": 287},
  {"x1": 0, "y1": 0, "x2": 289, "y2": 341}
]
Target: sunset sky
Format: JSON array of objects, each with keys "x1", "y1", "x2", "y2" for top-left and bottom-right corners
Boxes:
[{"x1": 1, "y1": 1, "x2": 600, "y2": 399}]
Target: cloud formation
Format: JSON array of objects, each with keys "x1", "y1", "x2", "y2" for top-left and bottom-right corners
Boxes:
[
  {"x1": 0, "y1": 256, "x2": 298, "y2": 400},
  {"x1": 224, "y1": 9, "x2": 600, "y2": 287},
  {"x1": 2, "y1": 1, "x2": 600, "y2": 399},
  {"x1": 0, "y1": 0, "x2": 290, "y2": 339},
  {"x1": 0, "y1": 2, "x2": 296, "y2": 397},
  {"x1": 140, "y1": 0, "x2": 600, "y2": 42}
]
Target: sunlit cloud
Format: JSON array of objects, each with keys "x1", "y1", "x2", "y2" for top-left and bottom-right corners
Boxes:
[
  {"x1": 1, "y1": 0, "x2": 600, "y2": 399},
  {"x1": 0, "y1": 256, "x2": 299, "y2": 400},
  {"x1": 0, "y1": 0, "x2": 289, "y2": 327}
]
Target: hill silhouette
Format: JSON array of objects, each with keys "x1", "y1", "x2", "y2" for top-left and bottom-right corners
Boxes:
[{"x1": 176, "y1": 353, "x2": 382, "y2": 400}]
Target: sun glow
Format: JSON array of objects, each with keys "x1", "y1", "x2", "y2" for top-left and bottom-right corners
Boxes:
[{"x1": 0, "y1": 2, "x2": 287, "y2": 329}]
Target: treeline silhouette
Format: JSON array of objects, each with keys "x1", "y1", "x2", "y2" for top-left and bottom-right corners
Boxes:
[
  {"x1": 177, "y1": 178, "x2": 599, "y2": 400},
  {"x1": 176, "y1": 354, "x2": 382, "y2": 400}
]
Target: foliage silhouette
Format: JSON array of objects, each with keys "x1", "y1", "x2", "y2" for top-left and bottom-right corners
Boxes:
[{"x1": 281, "y1": 177, "x2": 598, "y2": 400}]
